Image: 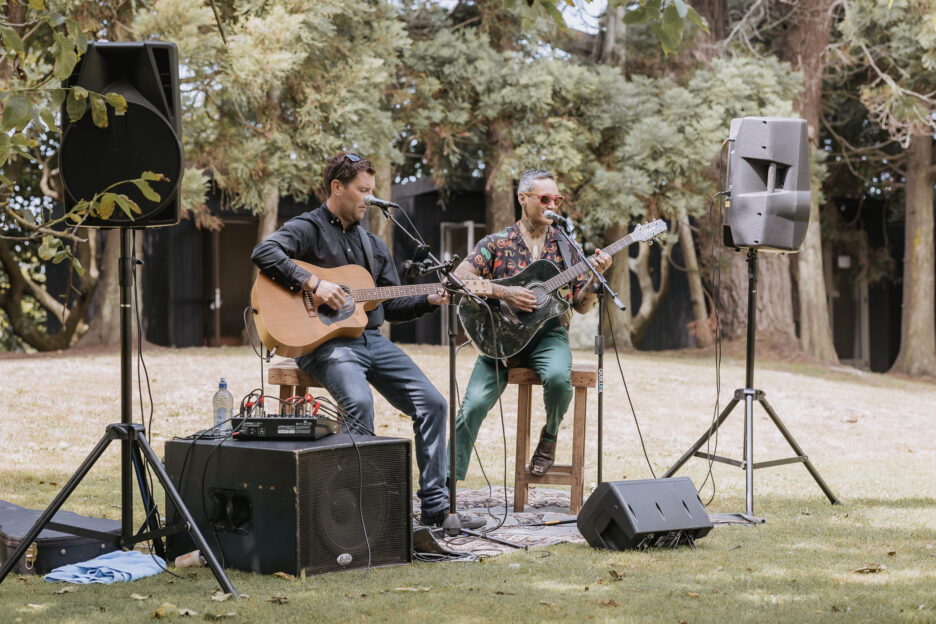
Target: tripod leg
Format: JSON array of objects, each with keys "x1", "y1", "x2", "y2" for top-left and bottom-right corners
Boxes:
[
  {"x1": 133, "y1": 436, "x2": 238, "y2": 597},
  {"x1": 663, "y1": 398, "x2": 739, "y2": 478},
  {"x1": 744, "y1": 391, "x2": 755, "y2": 517},
  {"x1": 0, "y1": 432, "x2": 114, "y2": 584},
  {"x1": 758, "y1": 398, "x2": 841, "y2": 505},
  {"x1": 130, "y1": 442, "x2": 166, "y2": 559}
]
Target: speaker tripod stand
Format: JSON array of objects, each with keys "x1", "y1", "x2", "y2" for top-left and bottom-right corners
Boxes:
[
  {"x1": 0, "y1": 230, "x2": 237, "y2": 595},
  {"x1": 663, "y1": 249, "x2": 840, "y2": 522}
]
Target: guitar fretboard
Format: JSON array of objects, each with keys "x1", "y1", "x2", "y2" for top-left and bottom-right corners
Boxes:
[
  {"x1": 351, "y1": 283, "x2": 441, "y2": 302},
  {"x1": 540, "y1": 232, "x2": 638, "y2": 293}
]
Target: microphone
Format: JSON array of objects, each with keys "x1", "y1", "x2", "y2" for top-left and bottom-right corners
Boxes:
[
  {"x1": 364, "y1": 194, "x2": 400, "y2": 210},
  {"x1": 544, "y1": 209, "x2": 573, "y2": 230}
]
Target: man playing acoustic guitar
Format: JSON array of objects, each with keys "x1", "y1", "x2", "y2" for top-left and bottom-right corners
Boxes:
[
  {"x1": 251, "y1": 152, "x2": 483, "y2": 530},
  {"x1": 453, "y1": 169, "x2": 612, "y2": 481}
]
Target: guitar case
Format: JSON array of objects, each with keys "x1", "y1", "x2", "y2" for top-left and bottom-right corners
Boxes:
[{"x1": 0, "y1": 499, "x2": 121, "y2": 575}]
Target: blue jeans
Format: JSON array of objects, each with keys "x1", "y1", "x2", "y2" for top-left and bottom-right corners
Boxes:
[{"x1": 296, "y1": 329, "x2": 448, "y2": 515}]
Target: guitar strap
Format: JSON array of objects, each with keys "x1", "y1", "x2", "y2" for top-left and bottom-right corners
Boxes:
[
  {"x1": 556, "y1": 234, "x2": 574, "y2": 273},
  {"x1": 357, "y1": 226, "x2": 376, "y2": 276}
]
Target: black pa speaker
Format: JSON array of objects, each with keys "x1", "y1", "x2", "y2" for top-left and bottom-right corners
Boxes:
[
  {"x1": 163, "y1": 434, "x2": 413, "y2": 575},
  {"x1": 577, "y1": 478, "x2": 713, "y2": 550},
  {"x1": 60, "y1": 41, "x2": 183, "y2": 228},
  {"x1": 724, "y1": 116, "x2": 811, "y2": 252}
]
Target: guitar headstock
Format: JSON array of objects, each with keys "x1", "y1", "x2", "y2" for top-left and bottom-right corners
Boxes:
[
  {"x1": 464, "y1": 279, "x2": 494, "y2": 297},
  {"x1": 632, "y1": 219, "x2": 668, "y2": 243}
]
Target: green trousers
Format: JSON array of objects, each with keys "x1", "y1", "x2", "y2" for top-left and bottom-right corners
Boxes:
[{"x1": 454, "y1": 327, "x2": 573, "y2": 481}]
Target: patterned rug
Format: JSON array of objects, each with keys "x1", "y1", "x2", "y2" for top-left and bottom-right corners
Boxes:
[{"x1": 413, "y1": 487, "x2": 584, "y2": 559}]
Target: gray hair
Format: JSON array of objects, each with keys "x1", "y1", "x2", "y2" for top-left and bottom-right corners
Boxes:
[{"x1": 517, "y1": 169, "x2": 554, "y2": 194}]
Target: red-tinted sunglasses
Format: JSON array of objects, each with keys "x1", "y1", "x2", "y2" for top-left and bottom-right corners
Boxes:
[{"x1": 521, "y1": 192, "x2": 565, "y2": 207}]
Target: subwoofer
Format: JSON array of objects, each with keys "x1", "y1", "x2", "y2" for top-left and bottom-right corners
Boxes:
[
  {"x1": 577, "y1": 478, "x2": 713, "y2": 550},
  {"x1": 163, "y1": 434, "x2": 412, "y2": 575}
]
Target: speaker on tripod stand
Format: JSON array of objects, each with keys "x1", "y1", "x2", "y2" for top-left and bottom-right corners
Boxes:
[{"x1": 663, "y1": 117, "x2": 840, "y2": 522}]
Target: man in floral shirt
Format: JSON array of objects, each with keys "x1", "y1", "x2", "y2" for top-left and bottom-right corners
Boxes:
[{"x1": 452, "y1": 169, "x2": 611, "y2": 482}]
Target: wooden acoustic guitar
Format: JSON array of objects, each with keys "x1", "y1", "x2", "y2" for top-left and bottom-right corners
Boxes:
[
  {"x1": 457, "y1": 219, "x2": 668, "y2": 360},
  {"x1": 251, "y1": 261, "x2": 492, "y2": 358}
]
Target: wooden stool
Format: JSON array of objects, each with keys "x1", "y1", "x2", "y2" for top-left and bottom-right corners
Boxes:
[
  {"x1": 511, "y1": 362, "x2": 598, "y2": 515},
  {"x1": 267, "y1": 359, "x2": 323, "y2": 400}
]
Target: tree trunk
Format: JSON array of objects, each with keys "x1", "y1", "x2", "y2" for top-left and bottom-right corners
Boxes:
[
  {"x1": 778, "y1": 0, "x2": 838, "y2": 362},
  {"x1": 677, "y1": 205, "x2": 712, "y2": 347},
  {"x1": 75, "y1": 230, "x2": 123, "y2": 347},
  {"x1": 890, "y1": 133, "x2": 936, "y2": 376},
  {"x1": 254, "y1": 188, "x2": 280, "y2": 283},
  {"x1": 629, "y1": 240, "x2": 673, "y2": 345},
  {"x1": 369, "y1": 159, "x2": 394, "y2": 253},
  {"x1": 595, "y1": 5, "x2": 625, "y2": 65},
  {"x1": 690, "y1": 0, "x2": 726, "y2": 62},
  {"x1": 484, "y1": 118, "x2": 516, "y2": 233},
  {"x1": 600, "y1": 223, "x2": 634, "y2": 349},
  {"x1": 718, "y1": 249, "x2": 797, "y2": 345}
]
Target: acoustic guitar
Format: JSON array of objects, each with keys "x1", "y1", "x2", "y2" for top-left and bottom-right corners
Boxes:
[
  {"x1": 457, "y1": 219, "x2": 668, "y2": 360},
  {"x1": 251, "y1": 261, "x2": 492, "y2": 358}
]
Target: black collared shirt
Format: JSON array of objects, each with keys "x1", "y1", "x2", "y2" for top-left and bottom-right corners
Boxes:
[{"x1": 251, "y1": 203, "x2": 434, "y2": 328}]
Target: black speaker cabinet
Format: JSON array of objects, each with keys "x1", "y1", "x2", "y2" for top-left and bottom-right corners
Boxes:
[
  {"x1": 163, "y1": 434, "x2": 412, "y2": 575},
  {"x1": 577, "y1": 478, "x2": 713, "y2": 550},
  {"x1": 724, "y1": 116, "x2": 810, "y2": 252},
  {"x1": 60, "y1": 41, "x2": 183, "y2": 228}
]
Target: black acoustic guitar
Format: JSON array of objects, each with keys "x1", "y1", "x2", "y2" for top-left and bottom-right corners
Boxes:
[{"x1": 457, "y1": 220, "x2": 667, "y2": 359}]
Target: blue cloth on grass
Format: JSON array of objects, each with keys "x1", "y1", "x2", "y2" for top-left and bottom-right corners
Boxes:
[{"x1": 44, "y1": 550, "x2": 165, "y2": 584}]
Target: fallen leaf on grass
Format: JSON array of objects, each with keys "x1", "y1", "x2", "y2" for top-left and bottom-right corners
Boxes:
[
  {"x1": 346, "y1": 592, "x2": 367, "y2": 598},
  {"x1": 203, "y1": 613, "x2": 236, "y2": 621},
  {"x1": 266, "y1": 596, "x2": 288, "y2": 604},
  {"x1": 153, "y1": 602, "x2": 178, "y2": 618},
  {"x1": 855, "y1": 564, "x2": 886, "y2": 574},
  {"x1": 210, "y1": 592, "x2": 234, "y2": 602},
  {"x1": 27, "y1": 604, "x2": 44, "y2": 609},
  {"x1": 17, "y1": 575, "x2": 29, "y2": 583},
  {"x1": 609, "y1": 569, "x2": 626, "y2": 581},
  {"x1": 53, "y1": 586, "x2": 77, "y2": 594},
  {"x1": 494, "y1": 590, "x2": 516, "y2": 596},
  {"x1": 272, "y1": 572, "x2": 297, "y2": 581},
  {"x1": 887, "y1": 551, "x2": 896, "y2": 556},
  {"x1": 539, "y1": 601, "x2": 556, "y2": 607},
  {"x1": 394, "y1": 587, "x2": 431, "y2": 592},
  {"x1": 599, "y1": 599, "x2": 619, "y2": 607},
  {"x1": 178, "y1": 607, "x2": 198, "y2": 616},
  {"x1": 129, "y1": 593, "x2": 149, "y2": 600},
  {"x1": 688, "y1": 592, "x2": 700, "y2": 598}
]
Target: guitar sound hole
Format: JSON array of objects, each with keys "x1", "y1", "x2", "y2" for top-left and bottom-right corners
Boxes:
[
  {"x1": 317, "y1": 285, "x2": 355, "y2": 326},
  {"x1": 527, "y1": 283, "x2": 549, "y2": 308}
]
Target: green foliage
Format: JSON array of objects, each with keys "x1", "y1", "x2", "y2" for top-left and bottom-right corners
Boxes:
[
  {"x1": 617, "y1": 0, "x2": 708, "y2": 55},
  {"x1": 134, "y1": 0, "x2": 409, "y2": 220}
]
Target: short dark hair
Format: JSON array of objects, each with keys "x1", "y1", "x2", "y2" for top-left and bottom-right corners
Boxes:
[{"x1": 322, "y1": 152, "x2": 375, "y2": 197}]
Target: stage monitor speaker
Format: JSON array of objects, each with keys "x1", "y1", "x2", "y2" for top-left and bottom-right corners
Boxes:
[
  {"x1": 577, "y1": 478, "x2": 713, "y2": 550},
  {"x1": 60, "y1": 41, "x2": 183, "y2": 228},
  {"x1": 163, "y1": 434, "x2": 412, "y2": 575},
  {"x1": 724, "y1": 116, "x2": 810, "y2": 252}
]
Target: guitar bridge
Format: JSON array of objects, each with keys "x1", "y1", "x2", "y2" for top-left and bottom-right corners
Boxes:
[{"x1": 302, "y1": 291, "x2": 317, "y2": 318}]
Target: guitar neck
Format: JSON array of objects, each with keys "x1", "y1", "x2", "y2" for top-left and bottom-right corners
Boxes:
[
  {"x1": 351, "y1": 283, "x2": 441, "y2": 303},
  {"x1": 541, "y1": 233, "x2": 637, "y2": 292}
]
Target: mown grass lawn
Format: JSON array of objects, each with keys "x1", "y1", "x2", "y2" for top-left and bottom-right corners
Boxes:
[{"x1": 1, "y1": 344, "x2": 934, "y2": 623}]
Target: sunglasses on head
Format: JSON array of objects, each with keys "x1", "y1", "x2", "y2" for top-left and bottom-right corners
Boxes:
[
  {"x1": 344, "y1": 153, "x2": 362, "y2": 163},
  {"x1": 521, "y1": 192, "x2": 564, "y2": 207}
]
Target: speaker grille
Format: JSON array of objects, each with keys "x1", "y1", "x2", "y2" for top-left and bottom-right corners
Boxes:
[{"x1": 296, "y1": 440, "x2": 411, "y2": 574}]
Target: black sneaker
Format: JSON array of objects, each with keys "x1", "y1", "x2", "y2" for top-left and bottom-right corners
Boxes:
[{"x1": 420, "y1": 508, "x2": 486, "y2": 531}]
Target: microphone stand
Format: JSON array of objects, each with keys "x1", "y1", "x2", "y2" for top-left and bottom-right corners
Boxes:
[
  {"x1": 551, "y1": 222, "x2": 625, "y2": 486},
  {"x1": 376, "y1": 206, "x2": 495, "y2": 538}
]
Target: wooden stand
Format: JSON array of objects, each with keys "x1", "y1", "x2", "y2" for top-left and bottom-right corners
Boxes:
[{"x1": 511, "y1": 363, "x2": 598, "y2": 515}]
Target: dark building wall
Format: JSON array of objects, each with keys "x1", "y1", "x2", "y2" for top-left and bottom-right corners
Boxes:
[{"x1": 143, "y1": 218, "x2": 203, "y2": 347}]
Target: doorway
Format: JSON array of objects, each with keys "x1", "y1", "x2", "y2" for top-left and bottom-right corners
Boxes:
[{"x1": 439, "y1": 220, "x2": 486, "y2": 343}]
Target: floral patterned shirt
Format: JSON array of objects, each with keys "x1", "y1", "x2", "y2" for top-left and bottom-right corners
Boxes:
[{"x1": 464, "y1": 221, "x2": 589, "y2": 328}]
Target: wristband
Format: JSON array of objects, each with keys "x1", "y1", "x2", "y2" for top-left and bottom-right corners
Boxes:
[{"x1": 312, "y1": 276, "x2": 322, "y2": 293}]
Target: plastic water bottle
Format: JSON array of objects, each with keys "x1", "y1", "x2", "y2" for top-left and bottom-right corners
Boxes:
[{"x1": 213, "y1": 378, "x2": 233, "y2": 434}]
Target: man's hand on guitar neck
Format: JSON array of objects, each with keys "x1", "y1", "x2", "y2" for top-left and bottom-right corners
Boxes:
[{"x1": 303, "y1": 275, "x2": 346, "y2": 310}]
